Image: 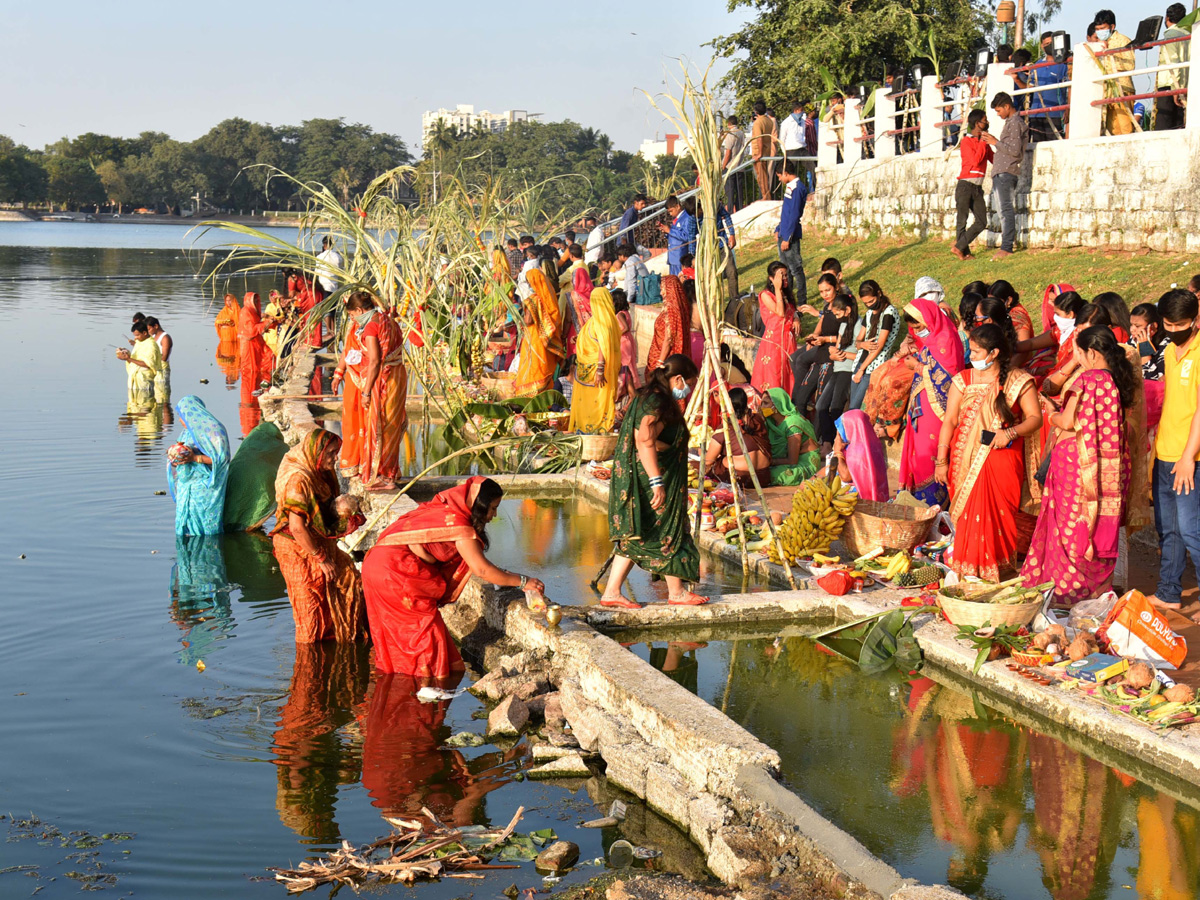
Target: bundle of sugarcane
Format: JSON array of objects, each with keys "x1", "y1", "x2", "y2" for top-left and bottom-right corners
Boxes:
[{"x1": 941, "y1": 577, "x2": 1052, "y2": 604}]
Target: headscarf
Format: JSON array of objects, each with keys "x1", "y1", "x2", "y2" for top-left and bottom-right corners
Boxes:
[
  {"x1": 272, "y1": 428, "x2": 342, "y2": 537},
  {"x1": 525, "y1": 269, "x2": 565, "y2": 359},
  {"x1": 905, "y1": 298, "x2": 965, "y2": 375},
  {"x1": 168, "y1": 396, "x2": 231, "y2": 536},
  {"x1": 577, "y1": 288, "x2": 621, "y2": 374},
  {"x1": 646, "y1": 275, "x2": 692, "y2": 372},
  {"x1": 216, "y1": 293, "x2": 240, "y2": 328},
  {"x1": 222, "y1": 421, "x2": 289, "y2": 531},
  {"x1": 572, "y1": 263, "x2": 594, "y2": 307},
  {"x1": 375, "y1": 476, "x2": 488, "y2": 547},
  {"x1": 914, "y1": 276, "x2": 945, "y2": 304},
  {"x1": 491, "y1": 248, "x2": 512, "y2": 284},
  {"x1": 836, "y1": 410, "x2": 889, "y2": 501},
  {"x1": 238, "y1": 291, "x2": 263, "y2": 339},
  {"x1": 1042, "y1": 283, "x2": 1076, "y2": 337},
  {"x1": 763, "y1": 387, "x2": 816, "y2": 458}
]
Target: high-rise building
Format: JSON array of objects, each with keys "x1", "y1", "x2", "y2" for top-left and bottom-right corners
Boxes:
[{"x1": 421, "y1": 105, "x2": 540, "y2": 145}]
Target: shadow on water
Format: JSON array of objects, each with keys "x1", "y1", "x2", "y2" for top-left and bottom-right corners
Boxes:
[{"x1": 616, "y1": 634, "x2": 1200, "y2": 900}]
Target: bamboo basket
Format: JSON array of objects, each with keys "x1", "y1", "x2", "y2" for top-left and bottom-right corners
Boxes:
[
  {"x1": 937, "y1": 592, "x2": 1043, "y2": 628},
  {"x1": 480, "y1": 372, "x2": 517, "y2": 399},
  {"x1": 840, "y1": 500, "x2": 939, "y2": 557},
  {"x1": 578, "y1": 433, "x2": 619, "y2": 462}
]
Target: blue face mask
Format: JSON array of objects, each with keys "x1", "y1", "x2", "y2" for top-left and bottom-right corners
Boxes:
[{"x1": 673, "y1": 383, "x2": 693, "y2": 400}]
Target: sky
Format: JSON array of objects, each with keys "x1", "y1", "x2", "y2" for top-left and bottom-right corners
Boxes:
[{"x1": 5, "y1": 0, "x2": 1163, "y2": 155}]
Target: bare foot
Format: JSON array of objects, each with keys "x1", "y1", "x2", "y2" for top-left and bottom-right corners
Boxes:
[
  {"x1": 600, "y1": 593, "x2": 642, "y2": 610},
  {"x1": 951, "y1": 246, "x2": 965, "y2": 260},
  {"x1": 1148, "y1": 594, "x2": 1183, "y2": 612},
  {"x1": 993, "y1": 249, "x2": 1013, "y2": 260}
]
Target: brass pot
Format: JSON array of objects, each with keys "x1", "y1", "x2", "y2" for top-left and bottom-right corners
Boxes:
[{"x1": 546, "y1": 605, "x2": 563, "y2": 626}]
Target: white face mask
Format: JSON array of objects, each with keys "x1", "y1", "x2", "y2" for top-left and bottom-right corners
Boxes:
[
  {"x1": 1054, "y1": 314, "x2": 1076, "y2": 340},
  {"x1": 915, "y1": 328, "x2": 931, "y2": 339},
  {"x1": 1096, "y1": 27, "x2": 1112, "y2": 41},
  {"x1": 970, "y1": 356, "x2": 994, "y2": 370}
]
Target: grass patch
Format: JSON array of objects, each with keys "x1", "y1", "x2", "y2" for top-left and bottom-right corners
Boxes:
[{"x1": 736, "y1": 229, "x2": 1196, "y2": 328}]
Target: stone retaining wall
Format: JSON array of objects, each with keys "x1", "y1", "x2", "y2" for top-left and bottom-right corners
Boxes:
[{"x1": 808, "y1": 128, "x2": 1200, "y2": 253}]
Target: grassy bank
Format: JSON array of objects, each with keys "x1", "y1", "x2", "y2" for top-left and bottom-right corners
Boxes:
[{"x1": 736, "y1": 230, "x2": 1197, "y2": 328}]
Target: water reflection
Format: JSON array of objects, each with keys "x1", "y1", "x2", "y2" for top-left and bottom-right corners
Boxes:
[
  {"x1": 170, "y1": 535, "x2": 234, "y2": 665},
  {"x1": 118, "y1": 392, "x2": 172, "y2": 464}
]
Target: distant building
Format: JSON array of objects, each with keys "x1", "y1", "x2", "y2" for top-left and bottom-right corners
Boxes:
[
  {"x1": 638, "y1": 134, "x2": 687, "y2": 161},
  {"x1": 421, "y1": 105, "x2": 541, "y2": 145}
]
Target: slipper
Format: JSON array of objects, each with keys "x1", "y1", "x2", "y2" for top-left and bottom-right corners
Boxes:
[
  {"x1": 600, "y1": 596, "x2": 642, "y2": 610},
  {"x1": 668, "y1": 591, "x2": 710, "y2": 606}
]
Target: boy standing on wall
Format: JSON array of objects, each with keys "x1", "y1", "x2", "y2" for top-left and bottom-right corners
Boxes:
[{"x1": 951, "y1": 109, "x2": 993, "y2": 260}]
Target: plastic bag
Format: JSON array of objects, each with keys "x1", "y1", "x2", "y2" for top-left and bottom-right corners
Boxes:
[
  {"x1": 1098, "y1": 589, "x2": 1188, "y2": 669},
  {"x1": 1067, "y1": 592, "x2": 1118, "y2": 635},
  {"x1": 816, "y1": 571, "x2": 855, "y2": 596}
]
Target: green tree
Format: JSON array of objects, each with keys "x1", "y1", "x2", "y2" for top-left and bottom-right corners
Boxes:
[
  {"x1": 95, "y1": 159, "x2": 135, "y2": 213},
  {"x1": 712, "y1": 0, "x2": 987, "y2": 115},
  {"x1": 194, "y1": 117, "x2": 294, "y2": 210},
  {"x1": 44, "y1": 156, "x2": 104, "y2": 210},
  {"x1": 295, "y1": 118, "x2": 411, "y2": 195},
  {"x1": 0, "y1": 142, "x2": 49, "y2": 207}
]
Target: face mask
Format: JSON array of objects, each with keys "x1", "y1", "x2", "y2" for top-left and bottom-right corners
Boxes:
[
  {"x1": 1053, "y1": 314, "x2": 1076, "y2": 338},
  {"x1": 1096, "y1": 28, "x2": 1112, "y2": 40},
  {"x1": 672, "y1": 383, "x2": 693, "y2": 400},
  {"x1": 915, "y1": 328, "x2": 930, "y2": 339},
  {"x1": 1167, "y1": 326, "x2": 1195, "y2": 346},
  {"x1": 970, "y1": 356, "x2": 994, "y2": 370}
]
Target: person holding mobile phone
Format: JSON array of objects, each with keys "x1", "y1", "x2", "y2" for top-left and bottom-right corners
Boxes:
[{"x1": 935, "y1": 324, "x2": 1043, "y2": 580}]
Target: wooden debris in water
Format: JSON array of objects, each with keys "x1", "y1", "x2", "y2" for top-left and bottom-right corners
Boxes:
[{"x1": 269, "y1": 805, "x2": 525, "y2": 894}]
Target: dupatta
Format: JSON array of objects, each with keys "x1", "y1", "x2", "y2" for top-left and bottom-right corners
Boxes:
[
  {"x1": 646, "y1": 275, "x2": 691, "y2": 372},
  {"x1": 168, "y1": 396, "x2": 232, "y2": 536},
  {"x1": 272, "y1": 429, "x2": 342, "y2": 538},
  {"x1": 515, "y1": 269, "x2": 565, "y2": 393},
  {"x1": 1070, "y1": 369, "x2": 1129, "y2": 560},
  {"x1": 375, "y1": 476, "x2": 486, "y2": 547},
  {"x1": 836, "y1": 410, "x2": 889, "y2": 501},
  {"x1": 576, "y1": 288, "x2": 621, "y2": 384},
  {"x1": 765, "y1": 388, "x2": 816, "y2": 457},
  {"x1": 907, "y1": 298, "x2": 965, "y2": 418}
]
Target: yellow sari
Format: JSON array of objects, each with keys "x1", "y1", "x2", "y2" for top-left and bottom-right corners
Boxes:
[
  {"x1": 569, "y1": 287, "x2": 621, "y2": 433},
  {"x1": 515, "y1": 268, "x2": 564, "y2": 395}
]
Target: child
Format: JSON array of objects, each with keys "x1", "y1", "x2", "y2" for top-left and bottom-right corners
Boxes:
[
  {"x1": 1131, "y1": 301, "x2": 1167, "y2": 432},
  {"x1": 814, "y1": 294, "x2": 859, "y2": 451}
]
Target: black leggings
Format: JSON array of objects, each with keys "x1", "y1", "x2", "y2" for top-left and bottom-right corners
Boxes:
[
  {"x1": 790, "y1": 344, "x2": 829, "y2": 411},
  {"x1": 816, "y1": 371, "x2": 853, "y2": 445}
]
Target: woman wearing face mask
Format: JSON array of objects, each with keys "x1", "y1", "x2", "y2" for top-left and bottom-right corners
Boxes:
[
  {"x1": 603, "y1": 354, "x2": 706, "y2": 609},
  {"x1": 899, "y1": 298, "x2": 966, "y2": 507},
  {"x1": 936, "y1": 324, "x2": 1042, "y2": 580},
  {"x1": 332, "y1": 291, "x2": 408, "y2": 491},
  {"x1": 1032, "y1": 302, "x2": 1110, "y2": 460},
  {"x1": 849, "y1": 280, "x2": 901, "y2": 410},
  {"x1": 1013, "y1": 284, "x2": 1079, "y2": 389},
  {"x1": 1131, "y1": 303, "x2": 1167, "y2": 431},
  {"x1": 1022, "y1": 326, "x2": 1135, "y2": 605}
]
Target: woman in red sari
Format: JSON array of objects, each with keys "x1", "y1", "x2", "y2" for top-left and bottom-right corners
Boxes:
[
  {"x1": 936, "y1": 324, "x2": 1042, "y2": 581},
  {"x1": 1022, "y1": 326, "x2": 1134, "y2": 606},
  {"x1": 751, "y1": 262, "x2": 798, "y2": 395},
  {"x1": 361, "y1": 477, "x2": 544, "y2": 677},
  {"x1": 271, "y1": 429, "x2": 368, "y2": 643},
  {"x1": 238, "y1": 291, "x2": 275, "y2": 390},
  {"x1": 331, "y1": 316, "x2": 364, "y2": 477},
  {"x1": 644, "y1": 274, "x2": 691, "y2": 378},
  {"x1": 1015, "y1": 285, "x2": 1080, "y2": 389}
]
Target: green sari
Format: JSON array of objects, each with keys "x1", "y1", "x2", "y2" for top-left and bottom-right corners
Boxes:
[
  {"x1": 765, "y1": 387, "x2": 820, "y2": 486},
  {"x1": 608, "y1": 392, "x2": 700, "y2": 580}
]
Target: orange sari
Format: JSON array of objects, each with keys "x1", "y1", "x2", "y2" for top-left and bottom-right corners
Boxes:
[
  {"x1": 361, "y1": 477, "x2": 487, "y2": 676},
  {"x1": 514, "y1": 268, "x2": 564, "y2": 394},
  {"x1": 644, "y1": 275, "x2": 691, "y2": 377},
  {"x1": 347, "y1": 312, "x2": 408, "y2": 486},
  {"x1": 238, "y1": 292, "x2": 274, "y2": 387},
  {"x1": 338, "y1": 325, "x2": 364, "y2": 475},
  {"x1": 216, "y1": 293, "x2": 240, "y2": 344},
  {"x1": 948, "y1": 369, "x2": 1039, "y2": 581}
]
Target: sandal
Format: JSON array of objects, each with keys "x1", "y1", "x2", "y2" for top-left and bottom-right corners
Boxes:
[
  {"x1": 668, "y1": 590, "x2": 710, "y2": 606},
  {"x1": 600, "y1": 594, "x2": 642, "y2": 610}
]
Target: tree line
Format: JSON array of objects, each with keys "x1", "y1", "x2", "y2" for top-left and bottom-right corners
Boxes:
[{"x1": 0, "y1": 118, "x2": 412, "y2": 214}]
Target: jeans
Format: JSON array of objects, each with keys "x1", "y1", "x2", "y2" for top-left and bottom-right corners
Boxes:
[
  {"x1": 789, "y1": 345, "x2": 826, "y2": 409},
  {"x1": 777, "y1": 237, "x2": 808, "y2": 302},
  {"x1": 816, "y1": 371, "x2": 853, "y2": 444},
  {"x1": 992, "y1": 172, "x2": 1018, "y2": 252},
  {"x1": 1029, "y1": 116, "x2": 1063, "y2": 142},
  {"x1": 1152, "y1": 457, "x2": 1200, "y2": 606},
  {"x1": 954, "y1": 181, "x2": 987, "y2": 253},
  {"x1": 849, "y1": 370, "x2": 871, "y2": 410}
]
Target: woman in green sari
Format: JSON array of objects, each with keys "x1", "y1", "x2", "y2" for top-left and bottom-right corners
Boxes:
[
  {"x1": 762, "y1": 387, "x2": 820, "y2": 485},
  {"x1": 603, "y1": 354, "x2": 705, "y2": 609}
]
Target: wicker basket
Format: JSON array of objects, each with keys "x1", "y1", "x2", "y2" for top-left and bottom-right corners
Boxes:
[
  {"x1": 578, "y1": 432, "x2": 619, "y2": 462},
  {"x1": 937, "y1": 592, "x2": 1043, "y2": 628},
  {"x1": 840, "y1": 500, "x2": 940, "y2": 557},
  {"x1": 480, "y1": 372, "x2": 517, "y2": 399}
]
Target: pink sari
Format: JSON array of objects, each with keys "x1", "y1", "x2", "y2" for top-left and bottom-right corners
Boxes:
[
  {"x1": 899, "y1": 299, "x2": 965, "y2": 508},
  {"x1": 1021, "y1": 369, "x2": 1129, "y2": 606},
  {"x1": 836, "y1": 410, "x2": 889, "y2": 501}
]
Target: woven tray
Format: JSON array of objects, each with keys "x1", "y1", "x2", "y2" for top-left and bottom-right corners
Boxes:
[
  {"x1": 840, "y1": 500, "x2": 939, "y2": 557},
  {"x1": 938, "y1": 593, "x2": 1043, "y2": 628}
]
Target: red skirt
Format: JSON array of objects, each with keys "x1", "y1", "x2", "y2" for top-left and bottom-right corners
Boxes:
[
  {"x1": 362, "y1": 543, "x2": 465, "y2": 677},
  {"x1": 951, "y1": 446, "x2": 1035, "y2": 581}
]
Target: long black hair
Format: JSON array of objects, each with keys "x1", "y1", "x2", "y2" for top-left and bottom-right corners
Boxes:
[
  {"x1": 973, "y1": 296, "x2": 1019, "y2": 352},
  {"x1": 1131, "y1": 302, "x2": 1163, "y2": 339},
  {"x1": 639, "y1": 353, "x2": 699, "y2": 428},
  {"x1": 470, "y1": 478, "x2": 504, "y2": 550},
  {"x1": 830, "y1": 293, "x2": 858, "y2": 349},
  {"x1": 1092, "y1": 291, "x2": 1132, "y2": 337},
  {"x1": 1075, "y1": 325, "x2": 1138, "y2": 407},
  {"x1": 720, "y1": 343, "x2": 751, "y2": 382},
  {"x1": 963, "y1": 280, "x2": 990, "y2": 298},
  {"x1": 959, "y1": 292, "x2": 984, "y2": 331},
  {"x1": 988, "y1": 279, "x2": 1020, "y2": 310},
  {"x1": 766, "y1": 260, "x2": 797, "y2": 306},
  {"x1": 858, "y1": 280, "x2": 891, "y2": 338},
  {"x1": 1053, "y1": 290, "x2": 1087, "y2": 319},
  {"x1": 1075, "y1": 302, "x2": 1111, "y2": 329},
  {"x1": 970, "y1": 323, "x2": 1016, "y2": 426}
]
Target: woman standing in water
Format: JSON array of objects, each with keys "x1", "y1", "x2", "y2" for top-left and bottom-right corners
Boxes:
[
  {"x1": 168, "y1": 396, "x2": 231, "y2": 536},
  {"x1": 603, "y1": 354, "x2": 706, "y2": 609},
  {"x1": 116, "y1": 319, "x2": 162, "y2": 398},
  {"x1": 239, "y1": 291, "x2": 276, "y2": 391},
  {"x1": 362, "y1": 476, "x2": 544, "y2": 677},
  {"x1": 271, "y1": 429, "x2": 367, "y2": 643}
]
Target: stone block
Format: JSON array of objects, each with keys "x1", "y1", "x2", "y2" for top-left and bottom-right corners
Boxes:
[
  {"x1": 645, "y1": 762, "x2": 697, "y2": 830},
  {"x1": 1064, "y1": 231, "x2": 1082, "y2": 247},
  {"x1": 535, "y1": 840, "x2": 580, "y2": 871},
  {"x1": 687, "y1": 794, "x2": 729, "y2": 855},
  {"x1": 1148, "y1": 232, "x2": 1170, "y2": 253},
  {"x1": 1081, "y1": 232, "x2": 1103, "y2": 249},
  {"x1": 487, "y1": 695, "x2": 529, "y2": 737},
  {"x1": 706, "y1": 825, "x2": 772, "y2": 887},
  {"x1": 604, "y1": 739, "x2": 668, "y2": 798},
  {"x1": 527, "y1": 753, "x2": 591, "y2": 779}
]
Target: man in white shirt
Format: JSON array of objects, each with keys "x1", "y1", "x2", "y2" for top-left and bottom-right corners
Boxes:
[
  {"x1": 517, "y1": 246, "x2": 540, "y2": 300},
  {"x1": 615, "y1": 242, "x2": 649, "y2": 303},
  {"x1": 583, "y1": 215, "x2": 605, "y2": 264},
  {"x1": 778, "y1": 101, "x2": 807, "y2": 166},
  {"x1": 315, "y1": 236, "x2": 343, "y2": 295}
]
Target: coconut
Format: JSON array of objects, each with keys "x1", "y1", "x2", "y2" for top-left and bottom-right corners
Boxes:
[
  {"x1": 1164, "y1": 684, "x2": 1196, "y2": 704},
  {"x1": 1067, "y1": 635, "x2": 1093, "y2": 662},
  {"x1": 1032, "y1": 632, "x2": 1054, "y2": 651},
  {"x1": 1126, "y1": 662, "x2": 1154, "y2": 690}
]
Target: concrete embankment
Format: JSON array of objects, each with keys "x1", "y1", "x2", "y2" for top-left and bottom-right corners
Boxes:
[{"x1": 0, "y1": 210, "x2": 36, "y2": 222}]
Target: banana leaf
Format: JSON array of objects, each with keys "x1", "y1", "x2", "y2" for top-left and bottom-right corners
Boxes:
[{"x1": 859, "y1": 609, "x2": 924, "y2": 675}]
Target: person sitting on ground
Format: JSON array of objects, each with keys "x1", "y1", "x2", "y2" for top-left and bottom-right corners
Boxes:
[
  {"x1": 705, "y1": 387, "x2": 772, "y2": 487},
  {"x1": 761, "y1": 387, "x2": 820, "y2": 486},
  {"x1": 828, "y1": 409, "x2": 890, "y2": 501}
]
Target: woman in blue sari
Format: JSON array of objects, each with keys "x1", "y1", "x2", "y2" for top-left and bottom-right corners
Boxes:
[{"x1": 168, "y1": 396, "x2": 231, "y2": 536}]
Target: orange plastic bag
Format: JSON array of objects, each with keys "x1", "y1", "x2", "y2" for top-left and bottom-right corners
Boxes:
[{"x1": 1099, "y1": 590, "x2": 1188, "y2": 669}]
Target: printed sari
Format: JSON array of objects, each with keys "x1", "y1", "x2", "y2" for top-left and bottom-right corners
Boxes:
[
  {"x1": 1022, "y1": 369, "x2": 1129, "y2": 606},
  {"x1": 750, "y1": 290, "x2": 797, "y2": 395},
  {"x1": 514, "y1": 268, "x2": 565, "y2": 395},
  {"x1": 862, "y1": 354, "x2": 915, "y2": 441},
  {"x1": 168, "y1": 396, "x2": 231, "y2": 536},
  {"x1": 645, "y1": 275, "x2": 691, "y2": 377},
  {"x1": 609, "y1": 393, "x2": 700, "y2": 580},
  {"x1": 271, "y1": 429, "x2": 367, "y2": 643},
  {"x1": 569, "y1": 288, "x2": 621, "y2": 433},
  {"x1": 338, "y1": 323, "x2": 364, "y2": 475},
  {"x1": 900, "y1": 299, "x2": 965, "y2": 508},
  {"x1": 361, "y1": 477, "x2": 489, "y2": 676},
  {"x1": 837, "y1": 409, "x2": 889, "y2": 501},
  {"x1": 765, "y1": 388, "x2": 820, "y2": 486},
  {"x1": 347, "y1": 311, "x2": 408, "y2": 487},
  {"x1": 947, "y1": 369, "x2": 1039, "y2": 581}
]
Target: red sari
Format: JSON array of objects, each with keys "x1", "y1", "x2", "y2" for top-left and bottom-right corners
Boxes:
[
  {"x1": 238, "y1": 292, "x2": 273, "y2": 387},
  {"x1": 361, "y1": 478, "x2": 487, "y2": 676},
  {"x1": 644, "y1": 275, "x2": 691, "y2": 377},
  {"x1": 338, "y1": 325, "x2": 364, "y2": 475},
  {"x1": 750, "y1": 290, "x2": 796, "y2": 395},
  {"x1": 348, "y1": 313, "x2": 408, "y2": 486},
  {"x1": 948, "y1": 370, "x2": 1038, "y2": 581},
  {"x1": 292, "y1": 276, "x2": 326, "y2": 348}
]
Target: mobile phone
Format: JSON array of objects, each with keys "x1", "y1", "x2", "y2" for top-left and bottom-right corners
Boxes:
[
  {"x1": 1138, "y1": 340, "x2": 1154, "y2": 357},
  {"x1": 981, "y1": 429, "x2": 995, "y2": 446}
]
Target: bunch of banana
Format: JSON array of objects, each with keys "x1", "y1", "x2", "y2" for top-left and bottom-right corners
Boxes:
[
  {"x1": 878, "y1": 551, "x2": 912, "y2": 581},
  {"x1": 768, "y1": 476, "x2": 860, "y2": 562}
]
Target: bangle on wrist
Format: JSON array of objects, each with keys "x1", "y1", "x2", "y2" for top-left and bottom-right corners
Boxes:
[{"x1": 519, "y1": 574, "x2": 528, "y2": 590}]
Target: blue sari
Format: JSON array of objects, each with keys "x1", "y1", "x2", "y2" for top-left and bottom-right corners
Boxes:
[{"x1": 168, "y1": 396, "x2": 231, "y2": 536}]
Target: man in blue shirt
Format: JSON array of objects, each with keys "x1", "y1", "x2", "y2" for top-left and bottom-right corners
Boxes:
[
  {"x1": 1029, "y1": 30, "x2": 1069, "y2": 142},
  {"x1": 657, "y1": 194, "x2": 696, "y2": 276},
  {"x1": 775, "y1": 161, "x2": 809, "y2": 299},
  {"x1": 618, "y1": 193, "x2": 648, "y2": 244}
]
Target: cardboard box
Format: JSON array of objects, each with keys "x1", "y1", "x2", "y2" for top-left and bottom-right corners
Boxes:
[{"x1": 1064, "y1": 653, "x2": 1129, "y2": 683}]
